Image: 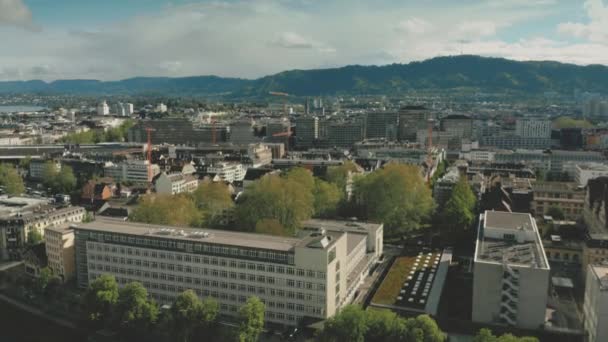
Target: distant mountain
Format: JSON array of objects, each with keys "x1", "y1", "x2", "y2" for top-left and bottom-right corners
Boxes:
[{"x1": 1, "y1": 55, "x2": 608, "y2": 97}]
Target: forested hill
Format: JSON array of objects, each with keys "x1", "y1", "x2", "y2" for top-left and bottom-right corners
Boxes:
[{"x1": 1, "y1": 55, "x2": 607, "y2": 97}]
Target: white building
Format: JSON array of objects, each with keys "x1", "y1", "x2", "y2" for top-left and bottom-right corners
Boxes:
[
  {"x1": 156, "y1": 103, "x2": 168, "y2": 113},
  {"x1": 125, "y1": 103, "x2": 134, "y2": 116},
  {"x1": 515, "y1": 118, "x2": 551, "y2": 138},
  {"x1": 104, "y1": 160, "x2": 161, "y2": 184},
  {"x1": 472, "y1": 211, "x2": 550, "y2": 329},
  {"x1": 584, "y1": 265, "x2": 608, "y2": 342},
  {"x1": 97, "y1": 101, "x2": 110, "y2": 116},
  {"x1": 247, "y1": 143, "x2": 273, "y2": 168},
  {"x1": 207, "y1": 162, "x2": 246, "y2": 183},
  {"x1": 154, "y1": 172, "x2": 198, "y2": 195},
  {"x1": 73, "y1": 218, "x2": 383, "y2": 327},
  {"x1": 575, "y1": 163, "x2": 608, "y2": 187}
]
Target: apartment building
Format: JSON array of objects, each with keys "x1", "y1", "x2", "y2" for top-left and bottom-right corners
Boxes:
[
  {"x1": 206, "y1": 162, "x2": 246, "y2": 183},
  {"x1": 154, "y1": 172, "x2": 198, "y2": 195},
  {"x1": 575, "y1": 163, "x2": 608, "y2": 187},
  {"x1": 104, "y1": 160, "x2": 161, "y2": 184},
  {"x1": 0, "y1": 206, "x2": 85, "y2": 261},
  {"x1": 531, "y1": 181, "x2": 585, "y2": 220},
  {"x1": 73, "y1": 218, "x2": 383, "y2": 327},
  {"x1": 472, "y1": 211, "x2": 550, "y2": 329},
  {"x1": 584, "y1": 265, "x2": 608, "y2": 342},
  {"x1": 45, "y1": 224, "x2": 76, "y2": 283}
]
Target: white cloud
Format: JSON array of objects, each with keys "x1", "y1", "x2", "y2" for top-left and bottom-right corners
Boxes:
[
  {"x1": 0, "y1": 0, "x2": 36, "y2": 30},
  {"x1": 0, "y1": 0, "x2": 605, "y2": 81},
  {"x1": 557, "y1": 0, "x2": 608, "y2": 43}
]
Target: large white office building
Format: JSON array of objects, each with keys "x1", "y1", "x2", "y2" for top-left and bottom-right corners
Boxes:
[
  {"x1": 472, "y1": 211, "x2": 550, "y2": 330},
  {"x1": 104, "y1": 160, "x2": 161, "y2": 184},
  {"x1": 73, "y1": 218, "x2": 383, "y2": 327}
]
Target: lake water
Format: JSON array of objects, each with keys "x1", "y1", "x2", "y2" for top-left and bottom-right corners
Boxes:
[{"x1": 0, "y1": 105, "x2": 47, "y2": 113}]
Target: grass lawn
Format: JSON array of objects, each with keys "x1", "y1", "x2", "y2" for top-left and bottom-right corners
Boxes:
[{"x1": 371, "y1": 256, "x2": 416, "y2": 305}]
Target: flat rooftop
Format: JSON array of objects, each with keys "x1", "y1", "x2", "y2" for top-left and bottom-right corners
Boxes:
[
  {"x1": 591, "y1": 265, "x2": 608, "y2": 291},
  {"x1": 484, "y1": 211, "x2": 535, "y2": 231},
  {"x1": 302, "y1": 219, "x2": 381, "y2": 235}
]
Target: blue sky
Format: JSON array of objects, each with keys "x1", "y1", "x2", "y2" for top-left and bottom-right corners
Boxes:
[{"x1": 0, "y1": 0, "x2": 607, "y2": 81}]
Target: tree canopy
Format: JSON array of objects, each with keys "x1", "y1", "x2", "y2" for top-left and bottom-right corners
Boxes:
[
  {"x1": 192, "y1": 180, "x2": 234, "y2": 226},
  {"x1": 82, "y1": 274, "x2": 120, "y2": 326},
  {"x1": 238, "y1": 296, "x2": 265, "y2": 342},
  {"x1": 354, "y1": 163, "x2": 434, "y2": 236},
  {"x1": 60, "y1": 119, "x2": 135, "y2": 144},
  {"x1": 473, "y1": 328, "x2": 538, "y2": 342},
  {"x1": 42, "y1": 162, "x2": 77, "y2": 194},
  {"x1": 0, "y1": 164, "x2": 25, "y2": 195},
  {"x1": 552, "y1": 116, "x2": 593, "y2": 129},
  {"x1": 113, "y1": 282, "x2": 158, "y2": 337},
  {"x1": 546, "y1": 206, "x2": 565, "y2": 220},
  {"x1": 442, "y1": 178, "x2": 476, "y2": 232},
  {"x1": 130, "y1": 194, "x2": 202, "y2": 227},
  {"x1": 166, "y1": 290, "x2": 219, "y2": 342},
  {"x1": 326, "y1": 160, "x2": 359, "y2": 197},
  {"x1": 321, "y1": 306, "x2": 446, "y2": 342}
]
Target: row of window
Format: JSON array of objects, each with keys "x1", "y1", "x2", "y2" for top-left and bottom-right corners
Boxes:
[{"x1": 87, "y1": 242, "x2": 326, "y2": 279}]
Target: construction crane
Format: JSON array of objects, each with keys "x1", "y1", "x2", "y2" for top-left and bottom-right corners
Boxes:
[
  {"x1": 145, "y1": 127, "x2": 156, "y2": 188},
  {"x1": 272, "y1": 126, "x2": 292, "y2": 154},
  {"x1": 269, "y1": 91, "x2": 290, "y2": 116}
]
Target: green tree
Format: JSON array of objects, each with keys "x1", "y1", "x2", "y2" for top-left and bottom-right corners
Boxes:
[
  {"x1": 403, "y1": 315, "x2": 445, "y2": 342},
  {"x1": 322, "y1": 305, "x2": 368, "y2": 342},
  {"x1": 27, "y1": 229, "x2": 43, "y2": 245},
  {"x1": 113, "y1": 282, "x2": 158, "y2": 338},
  {"x1": 326, "y1": 161, "x2": 359, "y2": 196},
  {"x1": 82, "y1": 274, "x2": 119, "y2": 326},
  {"x1": 354, "y1": 163, "x2": 434, "y2": 236},
  {"x1": 473, "y1": 328, "x2": 538, "y2": 342},
  {"x1": 56, "y1": 165, "x2": 77, "y2": 193},
  {"x1": 0, "y1": 163, "x2": 25, "y2": 195},
  {"x1": 552, "y1": 116, "x2": 593, "y2": 129},
  {"x1": 255, "y1": 218, "x2": 287, "y2": 236},
  {"x1": 546, "y1": 206, "x2": 565, "y2": 220},
  {"x1": 443, "y1": 178, "x2": 476, "y2": 232},
  {"x1": 168, "y1": 290, "x2": 219, "y2": 342},
  {"x1": 364, "y1": 309, "x2": 401, "y2": 342},
  {"x1": 285, "y1": 167, "x2": 315, "y2": 193},
  {"x1": 313, "y1": 179, "x2": 342, "y2": 217},
  {"x1": 130, "y1": 194, "x2": 202, "y2": 227},
  {"x1": 235, "y1": 174, "x2": 313, "y2": 234},
  {"x1": 34, "y1": 267, "x2": 59, "y2": 296},
  {"x1": 192, "y1": 180, "x2": 234, "y2": 226},
  {"x1": 237, "y1": 296, "x2": 265, "y2": 342},
  {"x1": 19, "y1": 156, "x2": 32, "y2": 170}
]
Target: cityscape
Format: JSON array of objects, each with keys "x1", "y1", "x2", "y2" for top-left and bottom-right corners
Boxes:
[{"x1": 1, "y1": 1, "x2": 608, "y2": 342}]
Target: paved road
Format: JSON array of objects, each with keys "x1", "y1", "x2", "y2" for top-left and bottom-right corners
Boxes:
[{"x1": 0, "y1": 293, "x2": 79, "y2": 330}]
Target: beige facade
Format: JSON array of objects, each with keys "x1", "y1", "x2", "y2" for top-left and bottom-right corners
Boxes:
[
  {"x1": 45, "y1": 224, "x2": 75, "y2": 282},
  {"x1": 531, "y1": 181, "x2": 585, "y2": 220},
  {"x1": 584, "y1": 265, "x2": 608, "y2": 342},
  {"x1": 74, "y1": 218, "x2": 382, "y2": 327},
  {"x1": 154, "y1": 172, "x2": 198, "y2": 195}
]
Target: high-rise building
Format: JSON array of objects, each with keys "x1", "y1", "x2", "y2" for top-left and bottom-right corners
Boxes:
[
  {"x1": 398, "y1": 106, "x2": 430, "y2": 142},
  {"x1": 472, "y1": 211, "x2": 550, "y2": 329},
  {"x1": 294, "y1": 116, "x2": 319, "y2": 148},
  {"x1": 319, "y1": 120, "x2": 364, "y2": 148},
  {"x1": 365, "y1": 112, "x2": 398, "y2": 140},
  {"x1": 73, "y1": 218, "x2": 383, "y2": 327},
  {"x1": 515, "y1": 118, "x2": 551, "y2": 138},
  {"x1": 125, "y1": 103, "x2": 134, "y2": 116},
  {"x1": 440, "y1": 114, "x2": 473, "y2": 139},
  {"x1": 584, "y1": 265, "x2": 608, "y2": 342},
  {"x1": 97, "y1": 101, "x2": 110, "y2": 116},
  {"x1": 229, "y1": 120, "x2": 258, "y2": 145}
]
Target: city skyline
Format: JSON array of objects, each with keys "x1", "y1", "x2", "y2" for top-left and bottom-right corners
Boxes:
[{"x1": 0, "y1": 0, "x2": 607, "y2": 81}]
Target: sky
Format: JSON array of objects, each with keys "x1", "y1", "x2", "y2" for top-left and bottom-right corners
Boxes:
[{"x1": 0, "y1": 0, "x2": 607, "y2": 81}]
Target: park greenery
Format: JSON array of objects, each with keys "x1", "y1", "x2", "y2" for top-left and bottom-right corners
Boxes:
[
  {"x1": 353, "y1": 163, "x2": 434, "y2": 236},
  {"x1": 473, "y1": 328, "x2": 538, "y2": 342},
  {"x1": 0, "y1": 163, "x2": 25, "y2": 195},
  {"x1": 82, "y1": 274, "x2": 262, "y2": 342},
  {"x1": 41, "y1": 162, "x2": 77, "y2": 194},
  {"x1": 60, "y1": 119, "x2": 135, "y2": 144},
  {"x1": 552, "y1": 116, "x2": 593, "y2": 129},
  {"x1": 320, "y1": 305, "x2": 445, "y2": 342}
]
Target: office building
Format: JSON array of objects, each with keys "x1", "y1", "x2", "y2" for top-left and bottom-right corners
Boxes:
[
  {"x1": 480, "y1": 135, "x2": 551, "y2": 150},
  {"x1": 45, "y1": 224, "x2": 76, "y2": 283},
  {"x1": 104, "y1": 160, "x2": 161, "y2": 184},
  {"x1": 0, "y1": 206, "x2": 85, "y2": 261},
  {"x1": 29, "y1": 159, "x2": 60, "y2": 180},
  {"x1": 398, "y1": 106, "x2": 430, "y2": 142},
  {"x1": 319, "y1": 120, "x2": 365, "y2": 148},
  {"x1": 294, "y1": 116, "x2": 319, "y2": 148},
  {"x1": 441, "y1": 114, "x2": 473, "y2": 139},
  {"x1": 154, "y1": 172, "x2": 198, "y2": 195},
  {"x1": 229, "y1": 120, "x2": 258, "y2": 145},
  {"x1": 472, "y1": 211, "x2": 550, "y2": 329},
  {"x1": 575, "y1": 163, "x2": 608, "y2": 187},
  {"x1": 97, "y1": 101, "x2": 110, "y2": 116},
  {"x1": 156, "y1": 103, "x2": 168, "y2": 113},
  {"x1": 515, "y1": 119, "x2": 551, "y2": 139},
  {"x1": 73, "y1": 218, "x2": 383, "y2": 326},
  {"x1": 584, "y1": 265, "x2": 608, "y2": 342},
  {"x1": 247, "y1": 144, "x2": 272, "y2": 168},
  {"x1": 531, "y1": 182, "x2": 585, "y2": 220},
  {"x1": 128, "y1": 119, "x2": 229, "y2": 145},
  {"x1": 495, "y1": 149, "x2": 605, "y2": 175},
  {"x1": 206, "y1": 162, "x2": 246, "y2": 183},
  {"x1": 114, "y1": 103, "x2": 134, "y2": 117},
  {"x1": 365, "y1": 112, "x2": 398, "y2": 140}
]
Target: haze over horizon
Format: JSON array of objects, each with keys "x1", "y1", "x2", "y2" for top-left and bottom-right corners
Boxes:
[{"x1": 1, "y1": 0, "x2": 608, "y2": 82}]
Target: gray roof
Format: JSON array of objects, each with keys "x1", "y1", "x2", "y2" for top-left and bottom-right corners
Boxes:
[{"x1": 485, "y1": 211, "x2": 534, "y2": 231}]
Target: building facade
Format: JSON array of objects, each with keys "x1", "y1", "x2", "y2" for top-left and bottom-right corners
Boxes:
[
  {"x1": 73, "y1": 218, "x2": 383, "y2": 327},
  {"x1": 154, "y1": 172, "x2": 198, "y2": 195},
  {"x1": 575, "y1": 163, "x2": 608, "y2": 187},
  {"x1": 104, "y1": 160, "x2": 161, "y2": 184},
  {"x1": 472, "y1": 211, "x2": 550, "y2": 329},
  {"x1": 206, "y1": 162, "x2": 246, "y2": 183},
  {"x1": 45, "y1": 224, "x2": 76, "y2": 283},
  {"x1": 531, "y1": 181, "x2": 585, "y2": 220},
  {"x1": 515, "y1": 118, "x2": 551, "y2": 138},
  {"x1": 584, "y1": 265, "x2": 608, "y2": 342}
]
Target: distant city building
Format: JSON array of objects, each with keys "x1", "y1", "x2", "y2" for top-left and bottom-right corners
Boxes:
[
  {"x1": 495, "y1": 149, "x2": 605, "y2": 175},
  {"x1": 480, "y1": 135, "x2": 551, "y2": 150},
  {"x1": 515, "y1": 118, "x2": 551, "y2": 139},
  {"x1": 29, "y1": 159, "x2": 60, "y2": 180},
  {"x1": 319, "y1": 120, "x2": 365, "y2": 148},
  {"x1": 294, "y1": 116, "x2": 319, "y2": 148},
  {"x1": 441, "y1": 114, "x2": 473, "y2": 140},
  {"x1": 229, "y1": 120, "x2": 258, "y2": 145},
  {"x1": 584, "y1": 264, "x2": 608, "y2": 342},
  {"x1": 530, "y1": 181, "x2": 585, "y2": 220},
  {"x1": 129, "y1": 119, "x2": 229, "y2": 145},
  {"x1": 365, "y1": 112, "x2": 398, "y2": 141},
  {"x1": 247, "y1": 143, "x2": 272, "y2": 168},
  {"x1": 97, "y1": 101, "x2": 110, "y2": 116},
  {"x1": 472, "y1": 211, "x2": 550, "y2": 329},
  {"x1": 575, "y1": 163, "x2": 608, "y2": 187},
  {"x1": 398, "y1": 106, "x2": 430, "y2": 142},
  {"x1": 73, "y1": 218, "x2": 383, "y2": 327},
  {"x1": 45, "y1": 224, "x2": 76, "y2": 283},
  {"x1": 206, "y1": 162, "x2": 246, "y2": 183},
  {"x1": 156, "y1": 103, "x2": 168, "y2": 113},
  {"x1": 104, "y1": 160, "x2": 161, "y2": 184},
  {"x1": 583, "y1": 96, "x2": 608, "y2": 118},
  {"x1": 154, "y1": 172, "x2": 198, "y2": 195},
  {"x1": 114, "y1": 102, "x2": 134, "y2": 117}
]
